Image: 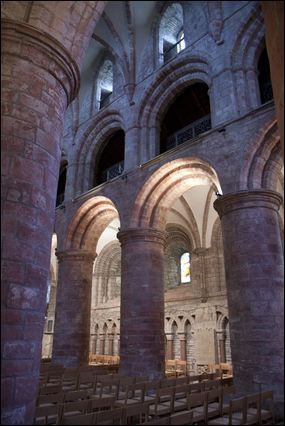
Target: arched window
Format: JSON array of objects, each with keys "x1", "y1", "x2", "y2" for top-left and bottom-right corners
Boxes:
[
  {"x1": 180, "y1": 252, "x2": 191, "y2": 283},
  {"x1": 159, "y1": 4, "x2": 185, "y2": 63},
  {"x1": 258, "y1": 47, "x2": 273, "y2": 104},
  {"x1": 56, "y1": 161, "x2": 67, "y2": 206},
  {"x1": 95, "y1": 130, "x2": 125, "y2": 185},
  {"x1": 97, "y1": 59, "x2": 113, "y2": 109},
  {"x1": 160, "y1": 83, "x2": 211, "y2": 153}
]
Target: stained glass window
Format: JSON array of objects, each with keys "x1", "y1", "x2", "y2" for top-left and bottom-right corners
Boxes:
[{"x1": 181, "y1": 252, "x2": 191, "y2": 283}]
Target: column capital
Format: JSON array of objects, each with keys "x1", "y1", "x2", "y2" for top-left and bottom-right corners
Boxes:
[
  {"x1": 117, "y1": 228, "x2": 167, "y2": 246},
  {"x1": 214, "y1": 189, "x2": 282, "y2": 219},
  {"x1": 56, "y1": 249, "x2": 96, "y2": 263},
  {"x1": 1, "y1": 18, "x2": 80, "y2": 103}
]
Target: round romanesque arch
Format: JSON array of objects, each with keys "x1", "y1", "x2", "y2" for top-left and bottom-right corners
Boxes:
[
  {"x1": 72, "y1": 110, "x2": 124, "y2": 196},
  {"x1": 64, "y1": 196, "x2": 120, "y2": 253},
  {"x1": 136, "y1": 54, "x2": 212, "y2": 162},
  {"x1": 239, "y1": 119, "x2": 282, "y2": 191},
  {"x1": 230, "y1": 3, "x2": 266, "y2": 113},
  {"x1": 130, "y1": 157, "x2": 221, "y2": 230}
]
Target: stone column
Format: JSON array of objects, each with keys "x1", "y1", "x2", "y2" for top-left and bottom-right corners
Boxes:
[
  {"x1": 179, "y1": 335, "x2": 187, "y2": 361},
  {"x1": 1, "y1": 20, "x2": 79, "y2": 425},
  {"x1": 124, "y1": 126, "x2": 140, "y2": 171},
  {"x1": 214, "y1": 190, "x2": 284, "y2": 404},
  {"x1": 52, "y1": 250, "x2": 95, "y2": 367},
  {"x1": 166, "y1": 335, "x2": 174, "y2": 360},
  {"x1": 117, "y1": 229, "x2": 166, "y2": 379}
]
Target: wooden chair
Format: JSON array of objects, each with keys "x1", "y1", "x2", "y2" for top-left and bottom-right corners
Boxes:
[
  {"x1": 206, "y1": 387, "x2": 223, "y2": 423},
  {"x1": 189, "y1": 381, "x2": 205, "y2": 393},
  {"x1": 139, "y1": 416, "x2": 171, "y2": 425},
  {"x1": 77, "y1": 372, "x2": 96, "y2": 391},
  {"x1": 144, "y1": 380, "x2": 160, "y2": 405},
  {"x1": 244, "y1": 393, "x2": 261, "y2": 425},
  {"x1": 39, "y1": 384, "x2": 62, "y2": 395},
  {"x1": 205, "y1": 379, "x2": 222, "y2": 391},
  {"x1": 96, "y1": 376, "x2": 120, "y2": 398},
  {"x1": 186, "y1": 391, "x2": 207, "y2": 424},
  {"x1": 64, "y1": 390, "x2": 89, "y2": 402},
  {"x1": 188, "y1": 375, "x2": 200, "y2": 384},
  {"x1": 259, "y1": 390, "x2": 275, "y2": 424},
  {"x1": 165, "y1": 360, "x2": 177, "y2": 378},
  {"x1": 60, "y1": 400, "x2": 90, "y2": 422},
  {"x1": 173, "y1": 384, "x2": 190, "y2": 412},
  {"x1": 169, "y1": 410, "x2": 194, "y2": 425},
  {"x1": 62, "y1": 413, "x2": 95, "y2": 425},
  {"x1": 88, "y1": 395, "x2": 116, "y2": 412},
  {"x1": 208, "y1": 396, "x2": 247, "y2": 425},
  {"x1": 115, "y1": 382, "x2": 146, "y2": 407},
  {"x1": 62, "y1": 372, "x2": 78, "y2": 391},
  {"x1": 37, "y1": 392, "x2": 64, "y2": 408},
  {"x1": 116, "y1": 376, "x2": 135, "y2": 400},
  {"x1": 175, "y1": 360, "x2": 187, "y2": 377},
  {"x1": 34, "y1": 404, "x2": 62, "y2": 425},
  {"x1": 93, "y1": 407, "x2": 123, "y2": 425},
  {"x1": 122, "y1": 402, "x2": 150, "y2": 424},
  {"x1": 148, "y1": 387, "x2": 175, "y2": 418}
]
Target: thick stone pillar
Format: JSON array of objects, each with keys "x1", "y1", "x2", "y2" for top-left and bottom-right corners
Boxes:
[
  {"x1": 179, "y1": 335, "x2": 187, "y2": 361},
  {"x1": 52, "y1": 250, "x2": 95, "y2": 367},
  {"x1": 117, "y1": 229, "x2": 166, "y2": 379},
  {"x1": 214, "y1": 190, "x2": 284, "y2": 405},
  {"x1": 1, "y1": 20, "x2": 79, "y2": 425}
]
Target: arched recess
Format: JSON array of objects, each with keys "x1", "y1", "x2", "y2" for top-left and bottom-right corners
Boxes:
[
  {"x1": 72, "y1": 110, "x2": 124, "y2": 196},
  {"x1": 171, "y1": 320, "x2": 180, "y2": 360},
  {"x1": 130, "y1": 158, "x2": 221, "y2": 231},
  {"x1": 94, "y1": 129, "x2": 125, "y2": 186},
  {"x1": 96, "y1": 58, "x2": 113, "y2": 110},
  {"x1": 158, "y1": 3, "x2": 185, "y2": 64},
  {"x1": 239, "y1": 120, "x2": 282, "y2": 191},
  {"x1": 160, "y1": 82, "x2": 211, "y2": 154},
  {"x1": 165, "y1": 225, "x2": 193, "y2": 289},
  {"x1": 231, "y1": 3, "x2": 267, "y2": 113},
  {"x1": 93, "y1": 241, "x2": 121, "y2": 305},
  {"x1": 216, "y1": 311, "x2": 232, "y2": 364},
  {"x1": 56, "y1": 159, "x2": 68, "y2": 206},
  {"x1": 64, "y1": 196, "x2": 120, "y2": 253},
  {"x1": 136, "y1": 55, "x2": 212, "y2": 162}
]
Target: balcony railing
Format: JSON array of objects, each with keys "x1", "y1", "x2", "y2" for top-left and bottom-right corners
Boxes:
[
  {"x1": 101, "y1": 161, "x2": 124, "y2": 183},
  {"x1": 166, "y1": 114, "x2": 211, "y2": 150}
]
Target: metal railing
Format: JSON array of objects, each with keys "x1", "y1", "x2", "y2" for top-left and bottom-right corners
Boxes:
[
  {"x1": 101, "y1": 161, "x2": 124, "y2": 183},
  {"x1": 166, "y1": 114, "x2": 211, "y2": 150}
]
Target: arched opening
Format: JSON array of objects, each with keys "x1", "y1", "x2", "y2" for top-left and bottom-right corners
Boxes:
[
  {"x1": 258, "y1": 47, "x2": 273, "y2": 105},
  {"x1": 159, "y1": 3, "x2": 185, "y2": 64},
  {"x1": 56, "y1": 161, "x2": 68, "y2": 206},
  {"x1": 180, "y1": 252, "x2": 191, "y2": 283},
  {"x1": 42, "y1": 233, "x2": 58, "y2": 360},
  {"x1": 94, "y1": 130, "x2": 125, "y2": 185},
  {"x1": 160, "y1": 83, "x2": 211, "y2": 153},
  {"x1": 97, "y1": 59, "x2": 113, "y2": 109},
  {"x1": 172, "y1": 321, "x2": 180, "y2": 360}
]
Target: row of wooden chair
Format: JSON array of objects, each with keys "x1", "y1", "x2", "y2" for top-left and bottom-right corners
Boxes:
[
  {"x1": 89, "y1": 354, "x2": 120, "y2": 365},
  {"x1": 35, "y1": 387, "x2": 275, "y2": 425}
]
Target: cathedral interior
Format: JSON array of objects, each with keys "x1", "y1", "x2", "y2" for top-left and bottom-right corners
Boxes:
[{"x1": 1, "y1": 1, "x2": 284, "y2": 425}]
